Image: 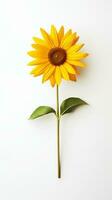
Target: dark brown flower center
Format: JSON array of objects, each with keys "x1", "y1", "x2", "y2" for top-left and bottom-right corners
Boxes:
[{"x1": 48, "y1": 48, "x2": 66, "y2": 66}]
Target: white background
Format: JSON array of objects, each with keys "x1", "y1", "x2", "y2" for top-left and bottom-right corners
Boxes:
[{"x1": 0, "y1": 0, "x2": 112, "y2": 199}]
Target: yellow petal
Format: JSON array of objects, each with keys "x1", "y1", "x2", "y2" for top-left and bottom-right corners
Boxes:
[
  {"x1": 61, "y1": 33, "x2": 77, "y2": 49},
  {"x1": 67, "y1": 44, "x2": 84, "y2": 54},
  {"x1": 40, "y1": 28, "x2": 54, "y2": 48},
  {"x1": 27, "y1": 51, "x2": 38, "y2": 58},
  {"x1": 73, "y1": 66, "x2": 80, "y2": 75},
  {"x1": 32, "y1": 37, "x2": 47, "y2": 47},
  {"x1": 68, "y1": 52, "x2": 89, "y2": 60},
  {"x1": 28, "y1": 59, "x2": 49, "y2": 66},
  {"x1": 32, "y1": 43, "x2": 49, "y2": 51},
  {"x1": 64, "y1": 29, "x2": 72, "y2": 39},
  {"x1": 27, "y1": 60, "x2": 39, "y2": 66},
  {"x1": 27, "y1": 48, "x2": 49, "y2": 59},
  {"x1": 50, "y1": 74, "x2": 55, "y2": 87},
  {"x1": 50, "y1": 25, "x2": 59, "y2": 46},
  {"x1": 60, "y1": 29, "x2": 72, "y2": 46},
  {"x1": 67, "y1": 60, "x2": 86, "y2": 67},
  {"x1": 55, "y1": 67, "x2": 62, "y2": 85},
  {"x1": 60, "y1": 65, "x2": 69, "y2": 80},
  {"x1": 64, "y1": 63, "x2": 76, "y2": 74},
  {"x1": 32, "y1": 45, "x2": 49, "y2": 58},
  {"x1": 42, "y1": 64, "x2": 55, "y2": 82},
  {"x1": 58, "y1": 26, "x2": 64, "y2": 44},
  {"x1": 30, "y1": 63, "x2": 49, "y2": 77},
  {"x1": 71, "y1": 36, "x2": 79, "y2": 46}
]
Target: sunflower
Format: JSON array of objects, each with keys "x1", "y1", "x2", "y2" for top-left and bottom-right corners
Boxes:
[{"x1": 28, "y1": 25, "x2": 88, "y2": 87}]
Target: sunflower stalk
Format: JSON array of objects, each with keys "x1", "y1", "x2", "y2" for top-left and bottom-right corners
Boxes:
[{"x1": 56, "y1": 85, "x2": 61, "y2": 178}]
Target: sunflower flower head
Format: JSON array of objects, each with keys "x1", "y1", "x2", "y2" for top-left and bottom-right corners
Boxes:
[{"x1": 27, "y1": 25, "x2": 89, "y2": 87}]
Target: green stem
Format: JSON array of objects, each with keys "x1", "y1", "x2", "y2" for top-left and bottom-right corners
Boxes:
[{"x1": 56, "y1": 85, "x2": 61, "y2": 178}]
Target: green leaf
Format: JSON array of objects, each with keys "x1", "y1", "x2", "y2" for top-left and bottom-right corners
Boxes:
[
  {"x1": 60, "y1": 97, "x2": 88, "y2": 115},
  {"x1": 29, "y1": 106, "x2": 56, "y2": 120}
]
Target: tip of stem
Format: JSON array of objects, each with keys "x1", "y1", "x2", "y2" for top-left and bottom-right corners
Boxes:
[{"x1": 58, "y1": 171, "x2": 61, "y2": 179}]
